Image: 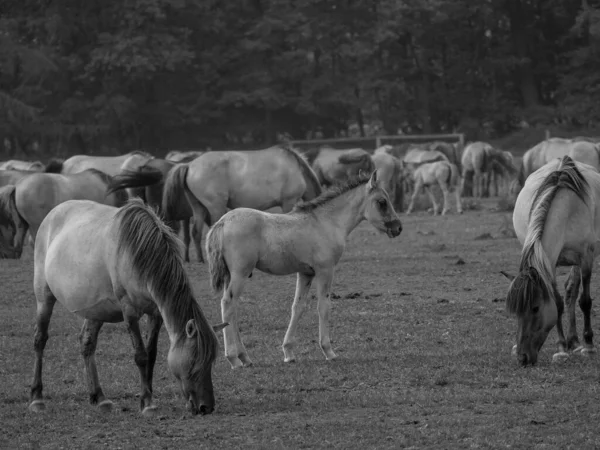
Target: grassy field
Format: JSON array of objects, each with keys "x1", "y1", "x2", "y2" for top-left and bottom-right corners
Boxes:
[{"x1": 1, "y1": 199, "x2": 599, "y2": 449}]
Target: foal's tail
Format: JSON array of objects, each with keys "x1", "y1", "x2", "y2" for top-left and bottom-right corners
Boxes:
[{"x1": 206, "y1": 219, "x2": 230, "y2": 293}]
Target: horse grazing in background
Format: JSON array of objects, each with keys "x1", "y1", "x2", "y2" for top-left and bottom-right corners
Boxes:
[
  {"x1": 403, "y1": 159, "x2": 462, "y2": 215},
  {"x1": 0, "y1": 160, "x2": 45, "y2": 172},
  {"x1": 501, "y1": 156, "x2": 599, "y2": 366},
  {"x1": 461, "y1": 142, "x2": 517, "y2": 197},
  {"x1": 165, "y1": 150, "x2": 205, "y2": 163},
  {"x1": 301, "y1": 146, "x2": 374, "y2": 187},
  {"x1": 0, "y1": 169, "x2": 128, "y2": 258},
  {"x1": 206, "y1": 171, "x2": 402, "y2": 369},
  {"x1": 28, "y1": 199, "x2": 226, "y2": 415},
  {"x1": 162, "y1": 145, "x2": 323, "y2": 263},
  {"x1": 568, "y1": 140, "x2": 600, "y2": 171},
  {"x1": 107, "y1": 156, "x2": 196, "y2": 262},
  {"x1": 372, "y1": 147, "x2": 404, "y2": 212},
  {"x1": 45, "y1": 150, "x2": 154, "y2": 176}
]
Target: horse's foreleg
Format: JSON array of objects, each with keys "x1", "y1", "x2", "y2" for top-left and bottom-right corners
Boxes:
[
  {"x1": 406, "y1": 179, "x2": 422, "y2": 214},
  {"x1": 29, "y1": 295, "x2": 56, "y2": 412},
  {"x1": 221, "y1": 272, "x2": 251, "y2": 369},
  {"x1": 455, "y1": 182, "x2": 463, "y2": 214},
  {"x1": 315, "y1": 269, "x2": 336, "y2": 361},
  {"x1": 79, "y1": 319, "x2": 111, "y2": 411},
  {"x1": 123, "y1": 311, "x2": 156, "y2": 415},
  {"x1": 181, "y1": 219, "x2": 191, "y2": 263},
  {"x1": 473, "y1": 172, "x2": 481, "y2": 198},
  {"x1": 190, "y1": 217, "x2": 204, "y2": 263},
  {"x1": 425, "y1": 186, "x2": 439, "y2": 215},
  {"x1": 564, "y1": 266, "x2": 582, "y2": 351},
  {"x1": 282, "y1": 272, "x2": 314, "y2": 363},
  {"x1": 144, "y1": 313, "x2": 164, "y2": 392},
  {"x1": 551, "y1": 285, "x2": 570, "y2": 362},
  {"x1": 579, "y1": 259, "x2": 596, "y2": 355},
  {"x1": 439, "y1": 182, "x2": 451, "y2": 215}
]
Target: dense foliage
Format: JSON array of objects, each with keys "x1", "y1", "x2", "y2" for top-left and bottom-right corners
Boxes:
[{"x1": 0, "y1": 0, "x2": 597, "y2": 155}]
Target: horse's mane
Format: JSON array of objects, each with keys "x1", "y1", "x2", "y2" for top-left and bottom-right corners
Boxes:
[
  {"x1": 293, "y1": 173, "x2": 371, "y2": 212},
  {"x1": 84, "y1": 169, "x2": 130, "y2": 205},
  {"x1": 115, "y1": 199, "x2": 218, "y2": 373},
  {"x1": 506, "y1": 156, "x2": 588, "y2": 315},
  {"x1": 279, "y1": 145, "x2": 323, "y2": 198}
]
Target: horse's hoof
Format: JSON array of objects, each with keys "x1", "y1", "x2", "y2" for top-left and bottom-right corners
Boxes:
[
  {"x1": 226, "y1": 356, "x2": 244, "y2": 369},
  {"x1": 284, "y1": 356, "x2": 296, "y2": 363},
  {"x1": 28, "y1": 400, "x2": 45, "y2": 413},
  {"x1": 511, "y1": 344, "x2": 517, "y2": 356},
  {"x1": 98, "y1": 400, "x2": 113, "y2": 412},
  {"x1": 552, "y1": 352, "x2": 569, "y2": 363},
  {"x1": 581, "y1": 347, "x2": 596, "y2": 356},
  {"x1": 325, "y1": 352, "x2": 338, "y2": 361},
  {"x1": 242, "y1": 360, "x2": 254, "y2": 368},
  {"x1": 141, "y1": 405, "x2": 159, "y2": 417}
]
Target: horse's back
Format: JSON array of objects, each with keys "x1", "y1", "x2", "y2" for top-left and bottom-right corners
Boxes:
[
  {"x1": 568, "y1": 141, "x2": 600, "y2": 171},
  {"x1": 35, "y1": 200, "x2": 122, "y2": 321},
  {"x1": 403, "y1": 148, "x2": 448, "y2": 164}
]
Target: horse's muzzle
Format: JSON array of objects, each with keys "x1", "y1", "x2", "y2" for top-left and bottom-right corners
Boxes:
[{"x1": 385, "y1": 220, "x2": 402, "y2": 238}]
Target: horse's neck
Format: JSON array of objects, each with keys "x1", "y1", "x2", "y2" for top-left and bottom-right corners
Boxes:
[{"x1": 316, "y1": 187, "x2": 366, "y2": 237}]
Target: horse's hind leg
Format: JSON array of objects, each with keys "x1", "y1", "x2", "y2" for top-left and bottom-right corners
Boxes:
[
  {"x1": 122, "y1": 307, "x2": 157, "y2": 415},
  {"x1": 221, "y1": 271, "x2": 252, "y2": 369},
  {"x1": 144, "y1": 313, "x2": 163, "y2": 394},
  {"x1": 315, "y1": 269, "x2": 337, "y2": 361},
  {"x1": 79, "y1": 319, "x2": 112, "y2": 411},
  {"x1": 579, "y1": 259, "x2": 596, "y2": 355},
  {"x1": 29, "y1": 292, "x2": 57, "y2": 412},
  {"x1": 282, "y1": 272, "x2": 314, "y2": 363},
  {"x1": 439, "y1": 182, "x2": 451, "y2": 215},
  {"x1": 564, "y1": 266, "x2": 582, "y2": 351},
  {"x1": 406, "y1": 179, "x2": 422, "y2": 214},
  {"x1": 454, "y1": 184, "x2": 463, "y2": 214},
  {"x1": 181, "y1": 219, "x2": 191, "y2": 263},
  {"x1": 425, "y1": 186, "x2": 439, "y2": 215}
]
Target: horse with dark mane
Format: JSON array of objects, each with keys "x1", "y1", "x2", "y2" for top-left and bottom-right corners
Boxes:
[
  {"x1": 206, "y1": 171, "x2": 402, "y2": 369},
  {"x1": 28, "y1": 199, "x2": 226, "y2": 415},
  {"x1": 45, "y1": 150, "x2": 154, "y2": 176},
  {"x1": 502, "y1": 156, "x2": 599, "y2": 366}
]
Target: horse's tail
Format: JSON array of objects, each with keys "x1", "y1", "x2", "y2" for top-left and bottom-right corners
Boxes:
[
  {"x1": 205, "y1": 219, "x2": 230, "y2": 293},
  {"x1": 447, "y1": 162, "x2": 461, "y2": 190},
  {"x1": 106, "y1": 167, "x2": 164, "y2": 196},
  {"x1": 44, "y1": 158, "x2": 64, "y2": 173},
  {"x1": 282, "y1": 147, "x2": 323, "y2": 200},
  {"x1": 162, "y1": 163, "x2": 189, "y2": 220},
  {"x1": 0, "y1": 185, "x2": 27, "y2": 258}
]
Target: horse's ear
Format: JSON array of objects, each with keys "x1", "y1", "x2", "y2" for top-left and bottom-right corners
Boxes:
[
  {"x1": 212, "y1": 322, "x2": 229, "y2": 333},
  {"x1": 185, "y1": 319, "x2": 197, "y2": 338},
  {"x1": 500, "y1": 270, "x2": 515, "y2": 281},
  {"x1": 367, "y1": 170, "x2": 378, "y2": 189}
]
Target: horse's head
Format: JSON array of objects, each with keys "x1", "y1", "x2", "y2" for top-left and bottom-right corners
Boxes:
[
  {"x1": 364, "y1": 170, "x2": 402, "y2": 238},
  {"x1": 167, "y1": 321, "x2": 227, "y2": 415},
  {"x1": 501, "y1": 269, "x2": 558, "y2": 366}
]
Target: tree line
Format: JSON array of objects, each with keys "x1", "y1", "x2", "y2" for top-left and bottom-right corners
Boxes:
[{"x1": 0, "y1": 0, "x2": 596, "y2": 156}]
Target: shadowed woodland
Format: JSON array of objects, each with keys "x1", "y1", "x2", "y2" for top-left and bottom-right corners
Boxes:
[{"x1": 1, "y1": 0, "x2": 598, "y2": 156}]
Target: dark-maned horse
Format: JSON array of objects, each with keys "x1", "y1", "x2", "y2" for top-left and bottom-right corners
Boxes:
[
  {"x1": 300, "y1": 146, "x2": 374, "y2": 187},
  {"x1": 45, "y1": 150, "x2": 154, "y2": 176},
  {"x1": 162, "y1": 145, "x2": 322, "y2": 263},
  {"x1": 461, "y1": 142, "x2": 517, "y2": 197},
  {"x1": 0, "y1": 169, "x2": 128, "y2": 258},
  {"x1": 107, "y1": 157, "x2": 197, "y2": 262},
  {"x1": 502, "y1": 156, "x2": 599, "y2": 366},
  {"x1": 28, "y1": 199, "x2": 226, "y2": 415}
]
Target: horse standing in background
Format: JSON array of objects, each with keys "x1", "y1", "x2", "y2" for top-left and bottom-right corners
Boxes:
[
  {"x1": 373, "y1": 146, "x2": 404, "y2": 212},
  {"x1": 301, "y1": 146, "x2": 374, "y2": 187},
  {"x1": 206, "y1": 171, "x2": 402, "y2": 369},
  {"x1": 502, "y1": 156, "x2": 599, "y2": 366},
  {"x1": 403, "y1": 159, "x2": 462, "y2": 215},
  {"x1": 28, "y1": 199, "x2": 226, "y2": 415},
  {"x1": 45, "y1": 150, "x2": 154, "y2": 176},
  {"x1": 0, "y1": 169, "x2": 128, "y2": 258},
  {"x1": 162, "y1": 145, "x2": 322, "y2": 263}
]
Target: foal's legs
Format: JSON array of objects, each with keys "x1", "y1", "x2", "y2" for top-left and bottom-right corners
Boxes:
[
  {"x1": 79, "y1": 319, "x2": 112, "y2": 411},
  {"x1": 221, "y1": 271, "x2": 252, "y2": 369},
  {"x1": 315, "y1": 269, "x2": 337, "y2": 360},
  {"x1": 425, "y1": 186, "x2": 440, "y2": 215},
  {"x1": 564, "y1": 266, "x2": 582, "y2": 351},
  {"x1": 282, "y1": 272, "x2": 314, "y2": 363},
  {"x1": 406, "y1": 178, "x2": 423, "y2": 214},
  {"x1": 122, "y1": 306, "x2": 157, "y2": 415},
  {"x1": 29, "y1": 293, "x2": 57, "y2": 412},
  {"x1": 439, "y1": 181, "x2": 451, "y2": 215},
  {"x1": 579, "y1": 258, "x2": 596, "y2": 355},
  {"x1": 454, "y1": 183, "x2": 463, "y2": 214}
]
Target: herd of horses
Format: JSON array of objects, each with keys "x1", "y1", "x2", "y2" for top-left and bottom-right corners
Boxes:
[{"x1": 0, "y1": 136, "x2": 598, "y2": 416}]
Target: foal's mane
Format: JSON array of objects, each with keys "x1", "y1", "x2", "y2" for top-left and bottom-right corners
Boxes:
[
  {"x1": 293, "y1": 173, "x2": 371, "y2": 212},
  {"x1": 114, "y1": 199, "x2": 217, "y2": 371},
  {"x1": 506, "y1": 156, "x2": 588, "y2": 315}
]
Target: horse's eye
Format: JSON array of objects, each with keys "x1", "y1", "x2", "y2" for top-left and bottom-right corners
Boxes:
[{"x1": 378, "y1": 199, "x2": 387, "y2": 210}]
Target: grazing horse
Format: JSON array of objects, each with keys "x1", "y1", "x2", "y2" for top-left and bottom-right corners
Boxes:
[
  {"x1": 302, "y1": 146, "x2": 374, "y2": 187},
  {"x1": 28, "y1": 199, "x2": 226, "y2": 415},
  {"x1": 461, "y1": 142, "x2": 517, "y2": 197},
  {"x1": 162, "y1": 145, "x2": 323, "y2": 263},
  {"x1": 0, "y1": 160, "x2": 45, "y2": 171},
  {"x1": 45, "y1": 150, "x2": 154, "y2": 176},
  {"x1": 0, "y1": 169, "x2": 128, "y2": 258},
  {"x1": 502, "y1": 156, "x2": 599, "y2": 366},
  {"x1": 403, "y1": 159, "x2": 462, "y2": 215},
  {"x1": 107, "y1": 157, "x2": 196, "y2": 262},
  {"x1": 372, "y1": 149, "x2": 404, "y2": 212},
  {"x1": 206, "y1": 171, "x2": 402, "y2": 368},
  {"x1": 165, "y1": 150, "x2": 205, "y2": 163}
]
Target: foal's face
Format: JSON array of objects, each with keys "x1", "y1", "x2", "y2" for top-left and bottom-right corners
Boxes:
[
  {"x1": 365, "y1": 171, "x2": 402, "y2": 238},
  {"x1": 168, "y1": 320, "x2": 215, "y2": 415}
]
